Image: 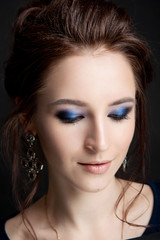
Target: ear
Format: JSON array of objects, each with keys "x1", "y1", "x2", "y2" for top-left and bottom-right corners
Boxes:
[
  {"x1": 19, "y1": 113, "x2": 37, "y2": 135},
  {"x1": 14, "y1": 97, "x2": 37, "y2": 135}
]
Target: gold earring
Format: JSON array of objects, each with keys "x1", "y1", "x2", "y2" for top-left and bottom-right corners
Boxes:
[
  {"x1": 21, "y1": 133, "x2": 43, "y2": 181},
  {"x1": 123, "y1": 157, "x2": 127, "y2": 173}
]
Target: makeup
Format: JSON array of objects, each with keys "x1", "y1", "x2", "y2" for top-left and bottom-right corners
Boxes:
[
  {"x1": 78, "y1": 161, "x2": 111, "y2": 174},
  {"x1": 56, "y1": 109, "x2": 85, "y2": 123},
  {"x1": 108, "y1": 106, "x2": 132, "y2": 121}
]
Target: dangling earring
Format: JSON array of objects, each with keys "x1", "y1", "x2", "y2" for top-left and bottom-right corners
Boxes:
[
  {"x1": 21, "y1": 133, "x2": 43, "y2": 181},
  {"x1": 123, "y1": 157, "x2": 127, "y2": 173}
]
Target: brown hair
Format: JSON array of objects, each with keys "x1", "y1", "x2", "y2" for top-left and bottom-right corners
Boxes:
[{"x1": 3, "y1": 0, "x2": 152, "y2": 228}]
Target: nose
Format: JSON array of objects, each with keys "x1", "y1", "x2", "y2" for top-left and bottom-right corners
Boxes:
[{"x1": 84, "y1": 119, "x2": 109, "y2": 153}]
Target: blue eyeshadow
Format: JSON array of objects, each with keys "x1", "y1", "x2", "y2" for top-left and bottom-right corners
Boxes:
[
  {"x1": 57, "y1": 110, "x2": 81, "y2": 118},
  {"x1": 56, "y1": 109, "x2": 85, "y2": 123},
  {"x1": 109, "y1": 106, "x2": 131, "y2": 116}
]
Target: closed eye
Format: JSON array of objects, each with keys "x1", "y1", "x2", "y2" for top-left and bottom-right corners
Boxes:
[
  {"x1": 56, "y1": 110, "x2": 85, "y2": 123},
  {"x1": 108, "y1": 106, "x2": 133, "y2": 121}
]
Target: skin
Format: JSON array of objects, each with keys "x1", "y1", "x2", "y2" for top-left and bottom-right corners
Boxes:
[
  {"x1": 34, "y1": 51, "x2": 136, "y2": 193},
  {"x1": 6, "y1": 51, "x2": 153, "y2": 240}
]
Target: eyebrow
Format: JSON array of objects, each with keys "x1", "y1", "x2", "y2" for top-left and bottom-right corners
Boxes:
[
  {"x1": 108, "y1": 97, "x2": 135, "y2": 106},
  {"x1": 50, "y1": 99, "x2": 87, "y2": 107},
  {"x1": 49, "y1": 97, "x2": 135, "y2": 107}
]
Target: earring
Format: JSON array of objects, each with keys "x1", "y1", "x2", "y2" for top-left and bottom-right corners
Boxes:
[
  {"x1": 21, "y1": 133, "x2": 43, "y2": 181},
  {"x1": 123, "y1": 157, "x2": 127, "y2": 173}
]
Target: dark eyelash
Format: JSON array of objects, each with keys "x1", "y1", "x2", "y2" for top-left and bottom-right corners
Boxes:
[
  {"x1": 108, "y1": 107, "x2": 132, "y2": 121},
  {"x1": 56, "y1": 111, "x2": 84, "y2": 124},
  {"x1": 56, "y1": 107, "x2": 132, "y2": 124},
  {"x1": 109, "y1": 114, "x2": 128, "y2": 121}
]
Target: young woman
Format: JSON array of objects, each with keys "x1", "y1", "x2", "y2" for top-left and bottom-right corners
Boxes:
[{"x1": 1, "y1": 0, "x2": 160, "y2": 239}]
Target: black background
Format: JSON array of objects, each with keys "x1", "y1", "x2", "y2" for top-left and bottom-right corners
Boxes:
[{"x1": 0, "y1": 0, "x2": 160, "y2": 218}]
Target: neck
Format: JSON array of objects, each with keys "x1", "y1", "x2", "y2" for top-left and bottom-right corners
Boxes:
[{"x1": 46, "y1": 176, "x2": 123, "y2": 228}]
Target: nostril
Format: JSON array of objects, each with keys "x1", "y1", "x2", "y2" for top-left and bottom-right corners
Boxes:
[{"x1": 85, "y1": 144, "x2": 97, "y2": 153}]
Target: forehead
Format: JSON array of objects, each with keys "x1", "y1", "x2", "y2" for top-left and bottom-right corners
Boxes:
[{"x1": 40, "y1": 51, "x2": 136, "y2": 104}]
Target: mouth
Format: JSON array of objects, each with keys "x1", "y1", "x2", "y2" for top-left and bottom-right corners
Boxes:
[{"x1": 78, "y1": 161, "x2": 111, "y2": 174}]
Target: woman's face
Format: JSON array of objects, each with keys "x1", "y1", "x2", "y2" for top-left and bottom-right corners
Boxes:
[{"x1": 32, "y1": 51, "x2": 136, "y2": 192}]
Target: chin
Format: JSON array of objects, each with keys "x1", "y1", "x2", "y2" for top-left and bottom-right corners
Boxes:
[{"x1": 70, "y1": 175, "x2": 113, "y2": 193}]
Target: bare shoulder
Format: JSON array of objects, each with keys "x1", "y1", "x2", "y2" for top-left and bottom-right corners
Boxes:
[
  {"x1": 118, "y1": 179, "x2": 154, "y2": 239},
  {"x1": 5, "y1": 213, "x2": 29, "y2": 240},
  {"x1": 128, "y1": 181, "x2": 154, "y2": 208},
  {"x1": 120, "y1": 179, "x2": 154, "y2": 225},
  {"x1": 119, "y1": 179, "x2": 153, "y2": 200},
  {"x1": 5, "y1": 196, "x2": 46, "y2": 240}
]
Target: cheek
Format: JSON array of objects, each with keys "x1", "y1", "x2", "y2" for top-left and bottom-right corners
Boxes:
[
  {"x1": 112, "y1": 118, "x2": 135, "y2": 153},
  {"x1": 35, "y1": 116, "x2": 82, "y2": 163}
]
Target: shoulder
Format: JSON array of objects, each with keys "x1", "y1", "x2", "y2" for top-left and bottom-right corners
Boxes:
[
  {"x1": 119, "y1": 179, "x2": 154, "y2": 207},
  {"x1": 0, "y1": 217, "x2": 10, "y2": 240},
  {"x1": 4, "y1": 213, "x2": 30, "y2": 240},
  {"x1": 0, "y1": 212, "x2": 28, "y2": 240},
  {"x1": 117, "y1": 180, "x2": 155, "y2": 238},
  {"x1": 120, "y1": 180, "x2": 160, "y2": 236},
  {"x1": 4, "y1": 196, "x2": 47, "y2": 240},
  {"x1": 119, "y1": 180, "x2": 154, "y2": 226}
]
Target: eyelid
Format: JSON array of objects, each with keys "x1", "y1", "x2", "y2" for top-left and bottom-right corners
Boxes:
[
  {"x1": 55, "y1": 109, "x2": 85, "y2": 124},
  {"x1": 108, "y1": 105, "x2": 133, "y2": 115},
  {"x1": 107, "y1": 106, "x2": 133, "y2": 121},
  {"x1": 57, "y1": 109, "x2": 86, "y2": 116},
  {"x1": 55, "y1": 105, "x2": 134, "y2": 125}
]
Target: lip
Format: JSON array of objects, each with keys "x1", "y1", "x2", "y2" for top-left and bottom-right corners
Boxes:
[{"x1": 78, "y1": 161, "x2": 111, "y2": 174}]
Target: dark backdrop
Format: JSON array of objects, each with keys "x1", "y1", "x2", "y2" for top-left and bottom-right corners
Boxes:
[{"x1": 0, "y1": 0, "x2": 160, "y2": 218}]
